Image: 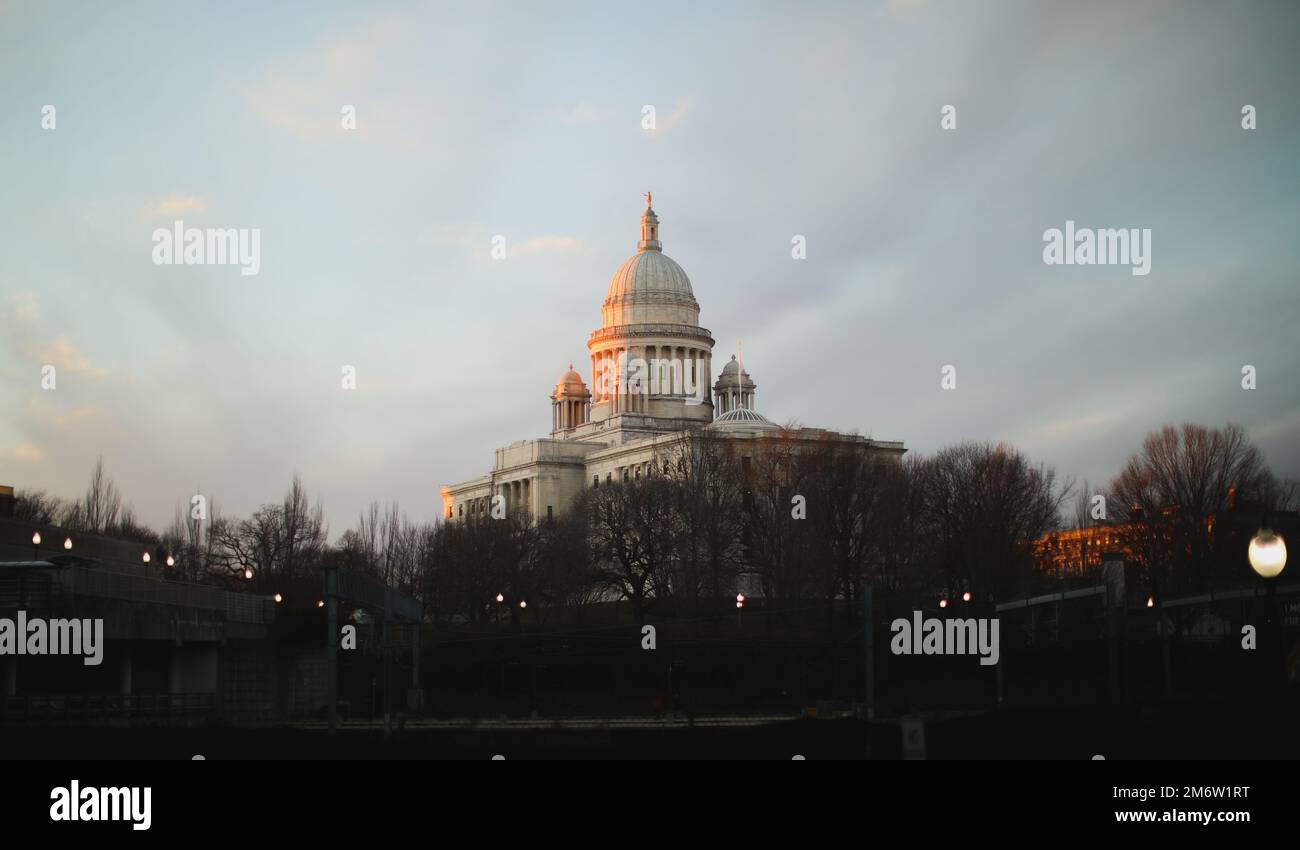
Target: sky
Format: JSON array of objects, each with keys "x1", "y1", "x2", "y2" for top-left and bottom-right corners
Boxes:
[{"x1": 1, "y1": 0, "x2": 1297, "y2": 537}]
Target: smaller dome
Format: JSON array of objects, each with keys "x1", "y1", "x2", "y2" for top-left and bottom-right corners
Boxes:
[
  {"x1": 554, "y1": 364, "x2": 589, "y2": 397},
  {"x1": 709, "y1": 407, "x2": 778, "y2": 431}
]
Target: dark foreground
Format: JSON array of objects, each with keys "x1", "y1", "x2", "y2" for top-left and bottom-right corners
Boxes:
[{"x1": 5, "y1": 695, "x2": 1299, "y2": 759}]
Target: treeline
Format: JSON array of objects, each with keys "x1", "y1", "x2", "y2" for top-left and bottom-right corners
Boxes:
[
  {"x1": 15, "y1": 462, "x2": 430, "y2": 605},
  {"x1": 425, "y1": 429, "x2": 1071, "y2": 627},
  {"x1": 14, "y1": 422, "x2": 1296, "y2": 623}
]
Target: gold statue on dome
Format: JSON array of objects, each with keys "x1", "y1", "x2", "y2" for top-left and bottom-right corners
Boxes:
[{"x1": 644, "y1": 192, "x2": 652, "y2": 209}]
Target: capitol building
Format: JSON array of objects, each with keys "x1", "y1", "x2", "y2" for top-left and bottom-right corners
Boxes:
[{"x1": 441, "y1": 198, "x2": 905, "y2": 522}]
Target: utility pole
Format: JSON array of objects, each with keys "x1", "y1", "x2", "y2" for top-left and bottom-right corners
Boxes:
[
  {"x1": 326, "y1": 564, "x2": 338, "y2": 734},
  {"x1": 863, "y1": 585, "x2": 875, "y2": 760}
]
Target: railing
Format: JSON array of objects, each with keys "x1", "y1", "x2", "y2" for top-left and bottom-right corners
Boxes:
[
  {"x1": 332, "y1": 568, "x2": 421, "y2": 622},
  {"x1": 0, "y1": 692, "x2": 214, "y2": 724},
  {"x1": 61, "y1": 566, "x2": 275, "y2": 624}
]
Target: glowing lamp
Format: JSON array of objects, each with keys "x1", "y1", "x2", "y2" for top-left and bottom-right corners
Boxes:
[{"x1": 1249, "y1": 529, "x2": 1287, "y2": 579}]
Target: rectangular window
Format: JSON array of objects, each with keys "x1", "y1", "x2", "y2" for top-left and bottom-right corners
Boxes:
[{"x1": 593, "y1": 475, "x2": 599, "y2": 488}]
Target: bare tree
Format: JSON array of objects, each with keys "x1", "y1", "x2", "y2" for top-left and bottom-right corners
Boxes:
[
  {"x1": 658, "y1": 427, "x2": 744, "y2": 621},
  {"x1": 1109, "y1": 422, "x2": 1270, "y2": 593},
  {"x1": 580, "y1": 476, "x2": 675, "y2": 624},
  {"x1": 14, "y1": 489, "x2": 65, "y2": 525},
  {"x1": 922, "y1": 442, "x2": 1068, "y2": 601},
  {"x1": 80, "y1": 457, "x2": 123, "y2": 534}
]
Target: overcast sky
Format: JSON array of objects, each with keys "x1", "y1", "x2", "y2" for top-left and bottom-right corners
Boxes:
[{"x1": 1, "y1": 0, "x2": 1297, "y2": 536}]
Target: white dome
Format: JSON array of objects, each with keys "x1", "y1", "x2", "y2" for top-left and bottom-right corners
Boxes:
[
  {"x1": 709, "y1": 408, "x2": 779, "y2": 431},
  {"x1": 602, "y1": 250, "x2": 699, "y2": 326}
]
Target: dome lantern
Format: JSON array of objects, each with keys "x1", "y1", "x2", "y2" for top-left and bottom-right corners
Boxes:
[
  {"x1": 713, "y1": 354, "x2": 757, "y2": 414},
  {"x1": 639, "y1": 191, "x2": 661, "y2": 253}
]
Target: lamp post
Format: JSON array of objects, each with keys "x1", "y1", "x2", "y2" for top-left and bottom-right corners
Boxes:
[
  {"x1": 31, "y1": 531, "x2": 40, "y2": 561},
  {"x1": 736, "y1": 594, "x2": 745, "y2": 630},
  {"x1": 63, "y1": 536, "x2": 72, "y2": 551},
  {"x1": 1249, "y1": 526, "x2": 1288, "y2": 690}
]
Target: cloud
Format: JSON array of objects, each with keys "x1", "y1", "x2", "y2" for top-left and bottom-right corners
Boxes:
[
  {"x1": 511, "y1": 236, "x2": 586, "y2": 257},
  {"x1": 564, "y1": 102, "x2": 613, "y2": 124},
  {"x1": 14, "y1": 443, "x2": 46, "y2": 462},
  {"x1": 888, "y1": 0, "x2": 927, "y2": 15},
  {"x1": 2, "y1": 293, "x2": 40, "y2": 321},
  {"x1": 31, "y1": 336, "x2": 109, "y2": 378},
  {"x1": 652, "y1": 98, "x2": 692, "y2": 134},
  {"x1": 242, "y1": 15, "x2": 418, "y2": 146},
  {"x1": 144, "y1": 196, "x2": 207, "y2": 217}
]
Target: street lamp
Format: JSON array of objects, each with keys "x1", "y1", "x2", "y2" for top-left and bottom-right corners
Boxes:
[
  {"x1": 736, "y1": 594, "x2": 745, "y2": 629},
  {"x1": 31, "y1": 531, "x2": 41, "y2": 560},
  {"x1": 1249, "y1": 525, "x2": 1288, "y2": 691},
  {"x1": 273, "y1": 593, "x2": 283, "y2": 603},
  {"x1": 519, "y1": 600, "x2": 527, "y2": 609},
  {"x1": 166, "y1": 554, "x2": 175, "y2": 568},
  {"x1": 496, "y1": 593, "x2": 504, "y2": 603},
  {"x1": 142, "y1": 551, "x2": 151, "y2": 564},
  {"x1": 243, "y1": 568, "x2": 253, "y2": 580},
  {"x1": 1249, "y1": 529, "x2": 1287, "y2": 579},
  {"x1": 939, "y1": 599, "x2": 948, "y2": 609},
  {"x1": 962, "y1": 591, "x2": 972, "y2": 603},
  {"x1": 63, "y1": 536, "x2": 72, "y2": 550}
]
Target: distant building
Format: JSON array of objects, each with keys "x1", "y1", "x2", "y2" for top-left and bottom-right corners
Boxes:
[
  {"x1": 1032, "y1": 491, "x2": 1299, "y2": 580},
  {"x1": 441, "y1": 198, "x2": 906, "y2": 521}
]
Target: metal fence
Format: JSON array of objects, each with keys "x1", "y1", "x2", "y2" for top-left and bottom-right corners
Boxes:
[
  {"x1": 61, "y1": 566, "x2": 275, "y2": 624},
  {"x1": 0, "y1": 692, "x2": 214, "y2": 725}
]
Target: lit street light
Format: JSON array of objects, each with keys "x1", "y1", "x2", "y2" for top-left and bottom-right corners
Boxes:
[
  {"x1": 496, "y1": 593, "x2": 504, "y2": 603},
  {"x1": 31, "y1": 531, "x2": 40, "y2": 560},
  {"x1": 243, "y1": 568, "x2": 253, "y2": 580},
  {"x1": 166, "y1": 554, "x2": 175, "y2": 568},
  {"x1": 939, "y1": 599, "x2": 948, "y2": 609},
  {"x1": 519, "y1": 600, "x2": 527, "y2": 609},
  {"x1": 273, "y1": 593, "x2": 283, "y2": 604},
  {"x1": 1249, "y1": 529, "x2": 1288, "y2": 579},
  {"x1": 142, "y1": 551, "x2": 151, "y2": 564},
  {"x1": 962, "y1": 591, "x2": 972, "y2": 603},
  {"x1": 63, "y1": 536, "x2": 72, "y2": 550}
]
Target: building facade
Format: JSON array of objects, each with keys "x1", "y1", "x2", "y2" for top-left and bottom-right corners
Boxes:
[{"x1": 440, "y1": 198, "x2": 906, "y2": 521}]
